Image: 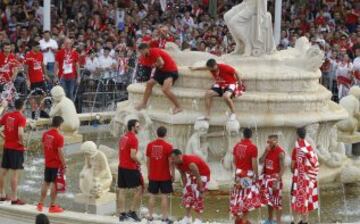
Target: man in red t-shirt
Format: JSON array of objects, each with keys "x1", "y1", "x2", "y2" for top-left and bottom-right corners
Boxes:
[
  {"x1": 146, "y1": 126, "x2": 174, "y2": 223},
  {"x1": 230, "y1": 128, "x2": 262, "y2": 224},
  {"x1": 37, "y1": 116, "x2": 66, "y2": 213},
  {"x1": 136, "y1": 43, "x2": 182, "y2": 114},
  {"x1": 24, "y1": 40, "x2": 50, "y2": 119},
  {"x1": 171, "y1": 149, "x2": 210, "y2": 224},
  {"x1": 259, "y1": 135, "x2": 285, "y2": 224},
  {"x1": 0, "y1": 99, "x2": 26, "y2": 205},
  {"x1": 55, "y1": 38, "x2": 80, "y2": 101},
  {"x1": 191, "y1": 59, "x2": 243, "y2": 120},
  {"x1": 0, "y1": 41, "x2": 19, "y2": 89},
  {"x1": 118, "y1": 119, "x2": 142, "y2": 222}
]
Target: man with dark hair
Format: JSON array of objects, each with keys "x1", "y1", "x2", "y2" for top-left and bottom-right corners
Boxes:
[
  {"x1": 191, "y1": 58, "x2": 243, "y2": 120},
  {"x1": 118, "y1": 119, "x2": 142, "y2": 222},
  {"x1": 259, "y1": 135, "x2": 285, "y2": 224},
  {"x1": 24, "y1": 40, "x2": 50, "y2": 119},
  {"x1": 37, "y1": 116, "x2": 66, "y2": 213},
  {"x1": 171, "y1": 149, "x2": 210, "y2": 224},
  {"x1": 0, "y1": 99, "x2": 26, "y2": 205},
  {"x1": 230, "y1": 127, "x2": 262, "y2": 224},
  {"x1": 135, "y1": 43, "x2": 182, "y2": 114},
  {"x1": 291, "y1": 127, "x2": 319, "y2": 224},
  {"x1": 40, "y1": 30, "x2": 58, "y2": 87},
  {"x1": 146, "y1": 126, "x2": 174, "y2": 223}
]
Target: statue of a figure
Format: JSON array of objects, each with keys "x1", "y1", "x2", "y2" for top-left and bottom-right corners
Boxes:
[
  {"x1": 79, "y1": 141, "x2": 113, "y2": 198},
  {"x1": 49, "y1": 86, "x2": 80, "y2": 133},
  {"x1": 185, "y1": 119, "x2": 210, "y2": 161},
  {"x1": 223, "y1": 119, "x2": 241, "y2": 170},
  {"x1": 224, "y1": 0, "x2": 275, "y2": 56},
  {"x1": 337, "y1": 86, "x2": 360, "y2": 135}
]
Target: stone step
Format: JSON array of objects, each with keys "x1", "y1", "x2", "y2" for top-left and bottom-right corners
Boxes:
[
  {"x1": 127, "y1": 83, "x2": 332, "y2": 114},
  {"x1": 174, "y1": 67, "x2": 321, "y2": 93}
]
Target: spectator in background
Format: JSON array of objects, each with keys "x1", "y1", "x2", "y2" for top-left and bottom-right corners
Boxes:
[
  {"x1": 98, "y1": 46, "x2": 117, "y2": 79},
  {"x1": 39, "y1": 31, "x2": 58, "y2": 85},
  {"x1": 336, "y1": 53, "x2": 353, "y2": 99},
  {"x1": 84, "y1": 48, "x2": 100, "y2": 79},
  {"x1": 55, "y1": 38, "x2": 79, "y2": 101}
]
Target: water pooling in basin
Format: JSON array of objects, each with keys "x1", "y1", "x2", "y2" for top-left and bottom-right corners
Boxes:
[{"x1": 4, "y1": 127, "x2": 360, "y2": 223}]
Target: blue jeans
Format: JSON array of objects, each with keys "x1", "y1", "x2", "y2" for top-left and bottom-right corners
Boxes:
[
  {"x1": 46, "y1": 62, "x2": 55, "y2": 90},
  {"x1": 60, "y1": 79, "x2": 76, "y2": 101}
]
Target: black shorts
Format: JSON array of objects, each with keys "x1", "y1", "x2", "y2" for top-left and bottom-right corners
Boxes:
[
  {"x1": 153, "y1": 70, "x2": 178, "y2": 86},
  {"x1": 211, "y1": 84, "x2": 235, "y2": 97},
  {"x1": 1, "y1": 149, "x2": 24, "y2": 170},
  {"x1": 44, "y1": 167, "x2": 59, "y2": 183},
  {"x1": 118, "y1": 167, "x2": 142, "y2": 188},
  {"x1": 148, "y1": 180, "x2": 173, "y2": 194},
  {"x1": 30, "y1": 82, "x2": 47, "y2": 95}
]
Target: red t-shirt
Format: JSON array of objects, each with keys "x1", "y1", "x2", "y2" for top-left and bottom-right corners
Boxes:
[
  {"x1": 42, "y1": 128, "x2": 64, "y2": 168},
  {"x1": 55, "y1": 48, "x2": 79, "y2": 80},
  {"x1": 0, "y1": 111, "x2": 26, "y2": 151},
  {"x1": 141, "y1": 48, "x2": 178, "y2": 72},
  {"x1": 211, "y1": 64, "x2": 237, "y2": 85},
  {"x1": 146, "y1": 138, "x2": 173, "y2": 181},
  {"x1": 118, "y1": 131, "x2": 139, "y2": 170},
  {"x1": 233, "y1": 139, "x2": 258, "y2": 172},
  {"x1": 177, "y1": 154, "x2": 210, "y2": 178},
  {"x1": 264, "y1": 146, "x2": 284, "y2": 175},
  {"x1": 25, "y1": 50, "x2": 44, "y2": 84},
  {"x1": 0, "y1": 52, "x2": 17, "y2": 83}
]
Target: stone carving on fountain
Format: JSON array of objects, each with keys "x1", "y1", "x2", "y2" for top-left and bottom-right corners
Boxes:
[
  {"x1": 185, "y1": 119, "x2": 210, "y2": 161},
  {"x1": 74, "y1": 141, "x2": 115, "y2": 215},
  {"x1": 49, "y1": 85, "x2": 83, "y2": 142},
  {"x1": 111, "y1": 2, "x2": 349, "y2": 188},
  {"x1": 79, "y1": 141, "x2": 113, "y2": 198},
  {"x1": 336, "y1": 86, "x2": 360, "y2": 143}
]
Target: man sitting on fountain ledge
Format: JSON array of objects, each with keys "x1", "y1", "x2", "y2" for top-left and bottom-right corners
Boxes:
[
  {"x1": 191, "y1": 59, "x2": 243, "y2": 120},
  {"x1": 135, "y1": 43, "x2": 182, "y2": 114}
]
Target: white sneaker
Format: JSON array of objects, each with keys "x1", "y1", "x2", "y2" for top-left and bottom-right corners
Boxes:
[
  {"x1": 179, "y1": 216, "x2": 192, "y2": 224},
  {"x1": 193, "y1": 218, "x2": 203, "y2": 224}
]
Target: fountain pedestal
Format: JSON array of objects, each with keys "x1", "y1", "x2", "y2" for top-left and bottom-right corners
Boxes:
[{"x1": 73, "y1": 193, "x2": 116, "y2": 215}]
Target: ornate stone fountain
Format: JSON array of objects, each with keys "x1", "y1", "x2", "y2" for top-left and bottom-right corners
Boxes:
[{"x1": 110, "y1": 1, "x2": 349, "y2": 189}]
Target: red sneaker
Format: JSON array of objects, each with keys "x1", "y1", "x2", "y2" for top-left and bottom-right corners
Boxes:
[
  {"x1": 49, "y1": 204, "x2": 64, "y2": 213},
  {"x1": 11, "y1": 199, "x2": 26, "y2": 205},
  {"x1": 36, "y1": 203, "x2": 43, "y2": 212}
]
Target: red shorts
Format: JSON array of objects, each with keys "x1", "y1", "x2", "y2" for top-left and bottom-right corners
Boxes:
[
  {"x1": 230, "y1": 169, "x2": 262, "y2": 216},
  {"x1": 182, "y1": 175, "x2": 209, "y2": 213},
  {"x1": 259, "y1": 174, "x2": 283, "y2": 209}
]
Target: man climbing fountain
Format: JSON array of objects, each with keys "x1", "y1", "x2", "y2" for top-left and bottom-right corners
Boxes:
[
  {"x1": 190, "y1": 59, "x2": 244, "y2": 120},
  {"x1": 135, "y1": 43, "x2": 182, "y2": 114},
  {"x1": 171, "y1": 149, "x2": 210, "y2": 224},
  {"x1": 37, "y1": 116, "x2": 66, "y2": 213}
]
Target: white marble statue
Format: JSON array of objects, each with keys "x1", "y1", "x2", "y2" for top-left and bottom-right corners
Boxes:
[
  {"x1": 79, "y1": 141, "x2": 113, "y2": 198},
  {"x1": 224, "y1": 0, "x2": 275, "y2": 56},
  {"x1": 223, "y1": 119, "x2": 241, "y2": 170},
  {"x1": 49, "y1": 85, "x2": 80, "y2": 133},
  {"x1": 185, "y1": 119, "x2": 210, "y2": 161},
  {"x1": 336, "y1": 86, "x2": 360, "y2": 135}
]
